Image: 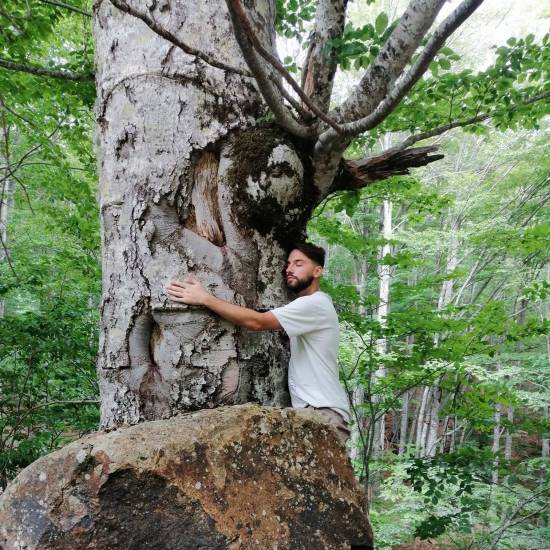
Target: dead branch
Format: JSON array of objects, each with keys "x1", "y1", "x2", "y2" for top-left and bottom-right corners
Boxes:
[{"x1": 335, "y1": 145, "x2": 444, "y2": 190}]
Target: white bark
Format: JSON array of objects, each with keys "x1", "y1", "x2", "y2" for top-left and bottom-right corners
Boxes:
[
  {"x1": 492, "y1": 401, "x2": 501, "y2": 486},
  {"x1": 504, "y1": 406, "x2": 513, "y2": 461},
  {"x1": 373, "y1": 198, "x2": 393, "y2": 454},
  {"x1": 93, "y1": 0, "x2": 315, "y2": 427},
  {"x1": 425, "y1": 386, "x2": 441, "y2": 457},
  {"x1": 415, "y1": 386, "x2": 430, "y2": 457},
  {"x1": 302, "y1": 0, "x2": 349, "y2": 114},
  {"x1": 398, "y1": 390, "x2": 410, "y2": 455}
]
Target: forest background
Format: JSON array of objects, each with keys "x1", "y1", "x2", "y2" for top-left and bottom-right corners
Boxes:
[{"x1": 0, "y1": 0, "x2": 548, "y2": 548}]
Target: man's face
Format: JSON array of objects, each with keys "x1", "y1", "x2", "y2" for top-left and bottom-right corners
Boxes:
[{"x1": 284, "y1": 249, "x2": 323, "y2": 292}]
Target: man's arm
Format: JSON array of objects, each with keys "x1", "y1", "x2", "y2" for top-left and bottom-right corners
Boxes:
[{"x1": 166, "y1": 278, "x2": 282, "y2": 332}]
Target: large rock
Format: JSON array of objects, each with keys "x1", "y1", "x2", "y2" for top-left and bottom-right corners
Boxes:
[{"x1": 0, "y1": 405, "x2": 372, "y2": 549}]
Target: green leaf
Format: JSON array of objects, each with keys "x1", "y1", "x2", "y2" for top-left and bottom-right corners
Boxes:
[{"x1": 375, "y1": 12, "x2": 389, "y2": 35}]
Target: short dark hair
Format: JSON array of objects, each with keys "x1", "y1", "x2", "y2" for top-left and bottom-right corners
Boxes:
[{"x1": 289, "y1": 242, "x2": 326, "y2": 267}]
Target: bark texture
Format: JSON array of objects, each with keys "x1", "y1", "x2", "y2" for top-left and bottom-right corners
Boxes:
[
  {"x1": 0, "y1": 405, "x2": 373, "y2": 549},
  {"x1": 94, "y1": 0, "x2": 317, "y2": 428}
]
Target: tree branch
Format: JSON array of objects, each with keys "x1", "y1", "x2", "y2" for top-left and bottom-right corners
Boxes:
[
  {"x1": 332, "y1": 0, "x2": 447, "y2": 124},
  {"x1": 0, "y1": 98, "x2": 38, "y2": 128},
  {"x1": 271, "y1": 76, "x2": 315, "y2": 121},
  {"x1": 108, "y1": 0, "x2": 252, "y2": 78},
  {"x1": 302, "y1": 0, "x2": 349, "y2": 113},
  {"x1": 39, "y1": 0, "x2": 92, "y2": 17},
  {"x1": 312, "y1": 0, "x2": 448, "y2": 196},
  {"x1": 0, "y1": 58, "x2": 94, "y2": 81},
  {"x1": 391, "y1": 90, "x2": 550, "y2": 151},
  {"x1": 224, "y1": 0, "x2": 315, "y2": 139},
  {"x1": 0, "y1": 230, "x2": 17, "y2": 278},
  {"x1": 226, "y1": 0, "x2": 344, "y2": 135},
  {"x1": 334, "y1": 0, "x2": 484, "y2": 137}
]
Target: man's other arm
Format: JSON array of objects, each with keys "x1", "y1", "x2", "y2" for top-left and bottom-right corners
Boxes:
[{"x1": 166, "y1": 279, "x2": 281, "y2": 332}]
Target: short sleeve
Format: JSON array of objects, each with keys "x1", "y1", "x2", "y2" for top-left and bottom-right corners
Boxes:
[{"x1": 271, "y1": 295, "x2": 326, "y2": 337}]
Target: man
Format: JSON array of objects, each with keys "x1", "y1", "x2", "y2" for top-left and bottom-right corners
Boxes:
[{"x1": 166, "y1": 243, "x2": 351, "y2": 445}]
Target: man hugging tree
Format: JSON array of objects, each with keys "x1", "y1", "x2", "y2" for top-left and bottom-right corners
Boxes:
[{"x1": 166, "y1": 242, "x2": 351, "y2": 444}]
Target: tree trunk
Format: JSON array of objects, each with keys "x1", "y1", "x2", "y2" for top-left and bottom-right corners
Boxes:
[
  {"x1": 415, "y1": 386, "x2": 430, "y2": 457},
  {"x1": 492, "y1": 401, "x2": 501, "y2": 486},
  {"x1": 424, "y1": 220, "x2": 460, "y2": 457},
  {"x1": 398, "y1": 390, "x2": 409, "y2": 456},
  {"x1": 374, "y1": 198, "x2": 392, "y2": 453},
  {"x1": 349, "y1": 253, "x2": 367, "y2": 463},
  {"x1": 93, "y1": 1, "x2": 317, "y2": 428},
  {"x1": 0, "y1": 175, "x2": 13, "y2": 318},
  {"x1": 542, "y1": 331, "x2": 550, "y2": 485},
  {"x1": 425, "y1": 385, "x2": 442, "y2": 457},
  {"x1": 0, "y1": 121, "x2": 14, "y2": 319},
  {"x1": 542, "y1": 404, "x2": 549, "y2": 486},
  {"x1": 504, "y1": 406, "x2": 513, "y2": 461}
]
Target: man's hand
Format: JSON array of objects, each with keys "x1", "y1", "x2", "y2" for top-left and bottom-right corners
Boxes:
[
  {"x1": 166, "y1": 275, "x2": 281, "y2": 332},
  {"x1": 166, "y1": 276, "x2": 211, "y2": 306}
]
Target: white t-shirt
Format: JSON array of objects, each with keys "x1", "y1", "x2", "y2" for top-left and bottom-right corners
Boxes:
[{"x1": 271, "y1": 291, "x2": 351, "y2": 422}]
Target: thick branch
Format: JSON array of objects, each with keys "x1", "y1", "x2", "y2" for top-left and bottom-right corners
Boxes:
[
  {"x1": 0, "y1": 58, "x2": 93, "y2": 81},
  {"x1": 226, "y1": 0, "x2": 344, "y2": 135},
  {"x1": 334, "y1": 145, "x2": 444, "y2": 191},
  {"x1": 312, "y1": 0, "x2": 447, "y2": 195},
  {"x1": 334, "y1": 0, "x2": 484, "y2": 138},
  {"x1": 332, "y1": 0, "x2": 447, "y2": 124},
  {"x1": 224, "y1": 0, "x2": 315, "y2": 139},
  {"x1": 302, "y1": 0, "x2": 349, "y2": 113},
  {"x1": 109, "y1": 0, "x2": 252, "y2": 78},
  {"x1": 39, "y1": 0, "x2": 92, "y2": 17}
]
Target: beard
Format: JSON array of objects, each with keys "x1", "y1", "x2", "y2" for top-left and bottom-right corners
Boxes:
[{"x1": 285, "y1": 274, "x2": 314, "y2": 293}]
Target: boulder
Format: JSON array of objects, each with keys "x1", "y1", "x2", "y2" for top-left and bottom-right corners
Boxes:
[{"x1": 0, "y1": 405, "x2": 372, "y2": 549}]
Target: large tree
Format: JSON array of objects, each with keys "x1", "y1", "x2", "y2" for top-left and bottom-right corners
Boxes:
[
  {"x1": 91, "y1": 0, "x2": 550, "y2": 428},
  {"x1": 2, "y1": 0, "x2": 547, "y2": 428}
]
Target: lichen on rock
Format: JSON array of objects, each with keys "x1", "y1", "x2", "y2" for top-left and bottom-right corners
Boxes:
[{"x1": 0, "y1": 405, "x2": 373, "y2": 549}]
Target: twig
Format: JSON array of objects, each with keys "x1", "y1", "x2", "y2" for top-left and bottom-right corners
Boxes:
[
  {"x1": 393, "y1": 91, "x2": 550, "y2": 152},
  {"x1": 39, "y1": 0, "x2": 92, "y2": 17}
]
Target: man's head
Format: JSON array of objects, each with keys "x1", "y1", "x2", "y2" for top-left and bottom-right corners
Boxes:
[{"x1": 284, "y1": 242, "x2": 325, "y2": 294}]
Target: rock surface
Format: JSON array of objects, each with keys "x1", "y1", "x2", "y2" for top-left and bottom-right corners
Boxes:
[{"x1": 0, "y1": 405, "x2": 373, "y2": 549}]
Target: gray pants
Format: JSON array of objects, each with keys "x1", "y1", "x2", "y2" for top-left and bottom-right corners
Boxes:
[{"x1": 305, "y1": 405, "x2": 351, "y2": 446}]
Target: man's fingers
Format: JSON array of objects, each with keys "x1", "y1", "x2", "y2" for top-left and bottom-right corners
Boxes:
[
  {"x1": 169, "y1": 280, "x2": 186, "y2": 289},
  {"x1": 167, "y1": 284, "x2": 188, "y2": 295},
  {"x1": 167, "y1": 285, "x2": 183, "y2": 294},
  {"x1": 167, "y1": 288, "x2": 186, "y2": 298}
]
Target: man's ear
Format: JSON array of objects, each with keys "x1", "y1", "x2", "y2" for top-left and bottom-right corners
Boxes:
[{"x1": 314, "y1": 265, "x2": 323, "y2": 278}]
